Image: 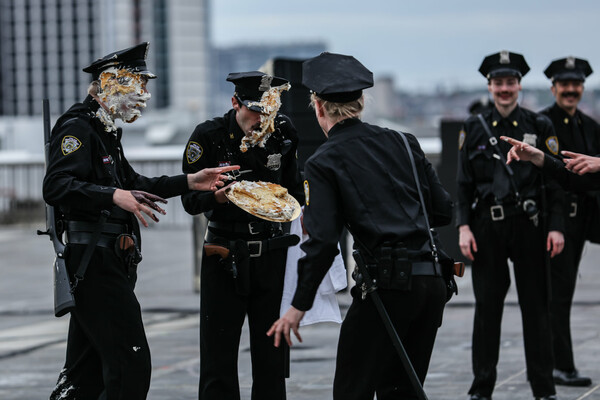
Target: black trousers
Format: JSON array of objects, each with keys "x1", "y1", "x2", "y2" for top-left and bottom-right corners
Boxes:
[
  {"x1": 550, "y1": 201, "x2": 588, "y2": 371},
  {"x1": 50, "y1": 245, "x2": 151, "y2": 400},
  {"x1": 198, "y1": 245, "x2": 288, "y2": 400},
  {"x1": 468, "y1": 214, "x2": 555, "y2": 398},
  {"x1": 333, "y1": 276, "x2": 446, "y2": 400}
]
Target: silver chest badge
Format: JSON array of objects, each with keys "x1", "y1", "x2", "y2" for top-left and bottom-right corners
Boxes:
[
  {"x1": 266, "y1": 153, "x2": 282, "y2": 170},
  {"x1": 522, "y1": 133, "x2": 537, "y2": 147}
]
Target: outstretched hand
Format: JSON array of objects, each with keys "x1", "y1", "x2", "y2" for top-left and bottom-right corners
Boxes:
[
  {"x1": 562, "y1": 151, "x2": 600, "y2": 175},
  {"x1": 113, "y1": 189, "x2": 167, "y2": 227},
  {"x1": 188, "y1": 165, "x2": 241, "y2": 191},
  {"x1": 266, "y1": 307, "x2": 306, "y2": 347},
  {"x1": 500, "y1": 136, "x2": 545, "y2": 167}
]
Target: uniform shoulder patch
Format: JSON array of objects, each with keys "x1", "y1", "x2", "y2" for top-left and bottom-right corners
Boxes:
[
  {"x1": 303, "y1": 180, "x2": 310, "y2": 206},
  {"x1": 186, "y1": 141, "x2": 203, "y2": 164},
  {"x1": 458, "y1": 129, "x2": 466, "y2": 151},
  {"x1": 545, "y1": 136, "x2": 559, "y2": 155},
  {"x1": 61, "y1": 135, "x2": 82, "y2": 155}
]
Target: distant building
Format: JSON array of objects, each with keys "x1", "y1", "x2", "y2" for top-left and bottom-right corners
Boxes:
[{"x1": 0, "y1": 0, "x2": 210, "y2": 120}]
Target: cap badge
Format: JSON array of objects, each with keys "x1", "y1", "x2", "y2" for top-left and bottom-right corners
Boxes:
[
  {"x1": 186, "y1": 141, "x2": 203, "y2": 164},
  {"x1": 500, "y1": 50, "x2": 510, "y2": 64},
  {"x1": 523, "y1": 133, "x2": 537, "y2": 147},
  {"x1": 61, "y1": 135, "x2": 82, "y2": 156},
  {"x1": 566, "y1": 56, "x2": 576, "y2": 69},
  {"x1": 259, "y1": 75, "x2": 274, "y2": 91}
]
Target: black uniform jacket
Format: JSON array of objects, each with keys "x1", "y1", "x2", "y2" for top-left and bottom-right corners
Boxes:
[
  {"x1": 291, "y1": 118, "x2": 453, "y2": 311},
  {"x1": 541, "y1": 103, "x2": 600, "y2": 225},
  {"x1": 456, "y1": 106, "x2": 564, "y2": 232},
  {"x1": 181, "y1": 109, "x2": 304, "y2": 219},
  {"x1": 541, "y1": 103, "x2": 600, "y2": 157},
  {"x1": 43, "y1": 96, "x2": 189, "y2": 226}
]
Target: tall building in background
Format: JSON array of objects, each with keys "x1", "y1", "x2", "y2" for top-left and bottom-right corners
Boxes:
[{"x1": 0, "y1": 0, "x2": 210, "y2": 120}]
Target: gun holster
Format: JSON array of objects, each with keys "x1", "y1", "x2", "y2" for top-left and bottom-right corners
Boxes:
[
  {"x1": 114, "y1": 233, "x2": 142, "y2": 280},
  {"x1": 226, "y1": 239, "x2": 250, "y2": 296}
]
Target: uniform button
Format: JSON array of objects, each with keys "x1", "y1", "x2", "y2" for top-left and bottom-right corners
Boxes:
[
  {"x1": 399, "y1": 272, "x2": 406, "y2": 277},
  {"x1": 383, "y1": 269, "x2": 388, "y2": 274}
]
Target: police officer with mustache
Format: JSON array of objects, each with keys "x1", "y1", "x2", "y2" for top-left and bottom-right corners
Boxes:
[
  {"x1": 457, "y1": 51, "x2": 566, "y2": 400},
  {"x1": 540, "y1": 56, "x2": 599, "y2": 388}
]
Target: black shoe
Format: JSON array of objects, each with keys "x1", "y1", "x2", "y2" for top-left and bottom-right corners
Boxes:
[
  {"x1": 553, "y1": 368, "x2": 592, "y2": 387},
  {"x1": 535, "y1": 396, "x2": 557, "y2": 400},
  {"x1": 469, "y1": 395, "x2": 492, "y2": 400}
]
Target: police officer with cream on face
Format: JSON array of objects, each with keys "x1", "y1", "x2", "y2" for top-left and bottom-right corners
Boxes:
[
  {"x1": 181, "y1": 71, "x2": 304, "y2": 400},
  {"x1": 457, "y1": 51, "x2": 566, "y2": 400},
  {"x1": 268, "y1": 52, "x2": 453, "y2": 400},
  {"x1": 540, "y1": 56, "x2": 598, "y2": 387},
  {"x1": 43, "y1": 42, "x2": 236, "y2": 400}
]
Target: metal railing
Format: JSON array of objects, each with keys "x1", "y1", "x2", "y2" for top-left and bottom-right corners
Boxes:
[{"x1": 0, "y1": 155, "x2": 192, "y2": 227}]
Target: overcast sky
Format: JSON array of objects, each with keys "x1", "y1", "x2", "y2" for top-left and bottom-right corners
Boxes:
[{"x1": 211, "y1": 0, "x2": 600, "y2": 93}]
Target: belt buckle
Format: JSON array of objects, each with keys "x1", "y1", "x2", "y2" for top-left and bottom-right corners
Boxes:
[
  {"x1": 248, "y1": 222, "x2": 260, "y2": 235},
  {"x1": 490, "y1": 205, "x2": 504, "y2": 221},
  {"x1": 248, "y1": 240, "x2": 262, "y2": 257},
  {"x1": 569, "y1": 202, "x2": 577, "y2": 218}
]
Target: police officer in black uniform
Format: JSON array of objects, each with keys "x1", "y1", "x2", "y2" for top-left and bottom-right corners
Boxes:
[
  {"x1": 457, "y1": 51, "x2": 565, "y2": 400},
  {"x1": 540, "y1": 57, "x2": 598, "y2": 387},
  {"x1": 268, "y1": 52, "x2": 453, "y2": 400},
  {"x1": 181, "y1": 71, "x2": 304, "y2": 400},
  {"x1": 43, "y1": 43, "x2": 235, "y2": 400}
]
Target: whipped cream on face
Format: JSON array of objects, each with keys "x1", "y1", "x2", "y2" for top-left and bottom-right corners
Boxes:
[
  {"x1": 95, "y1": 67, "x2": 151, "y2": 131},
  {"x1": 240, "y1": 83, "x2": 291, "y2": 152}
]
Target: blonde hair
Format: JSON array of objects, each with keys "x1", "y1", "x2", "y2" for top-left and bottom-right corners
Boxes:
[{"x1": 310, "y1": 93, "x2": 364, "y2": 121}]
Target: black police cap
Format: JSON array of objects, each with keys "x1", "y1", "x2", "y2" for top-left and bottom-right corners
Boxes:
[
  {"x1": 479, "y1": 50, "x2": 530, "y2": 80},
  {"x1": 226, "y1": 71, "x2": 289, "y2": 112},
  {"x1": 83, "y1": 42, "x2": 156, "y2": 81},
  {"x1": 302, "y1": 52, "x2": 374, "y2": 103},
  {"x1": 544, "y1": 56, "x2": 593, "y2": 82}
]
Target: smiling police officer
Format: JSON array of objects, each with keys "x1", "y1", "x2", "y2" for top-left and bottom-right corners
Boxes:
[
  {"x1": 456, "y1": 51, "x2": 565, "y2": 400},
  {"x1": 541, "y1": 56, "x2": 598, "y2": 388}
]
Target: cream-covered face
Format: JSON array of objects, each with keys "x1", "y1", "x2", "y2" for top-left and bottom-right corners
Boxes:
[{"x1": 98, "y1": 68, "x2": 151, "y2": 123}]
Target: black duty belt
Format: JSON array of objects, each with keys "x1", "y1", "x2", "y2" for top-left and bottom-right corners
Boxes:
[
  {"x1": 66, "y1": 221, "x2": 128, "y2": 235},
  {"x1": 65, "y1": 221, "x2": 128, "y2": 249},
  {"x1": 66, "y1": 231, "x2": 116, "y2": 249},
  {"x1": 412, "y1": 261, "x2": 441, "y2": 276},
  {"x1": 208, "y1": 220, "x2": 281, "y2": 236},
  {"x1": 367, "y1": 261, "x2": 441, "y2": 277},
  {"x1": 476, "y1": 202, "x2": 525, "y2": 221},
  {"x1": 205, "y1": 230, "x2": 299, "y2": 258}
]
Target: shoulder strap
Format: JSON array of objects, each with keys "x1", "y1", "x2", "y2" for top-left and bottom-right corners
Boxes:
[
  {"x1": 476, "y1": 113, "x2": 521, "y2": 199},
  {"x1": 396, "y1": 131, "x2": 438, "y2": 261}
]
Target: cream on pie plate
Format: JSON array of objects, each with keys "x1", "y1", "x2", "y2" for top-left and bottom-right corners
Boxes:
[{"x1": 225, "y1": 180, "x2": 301, "y2": 222}]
